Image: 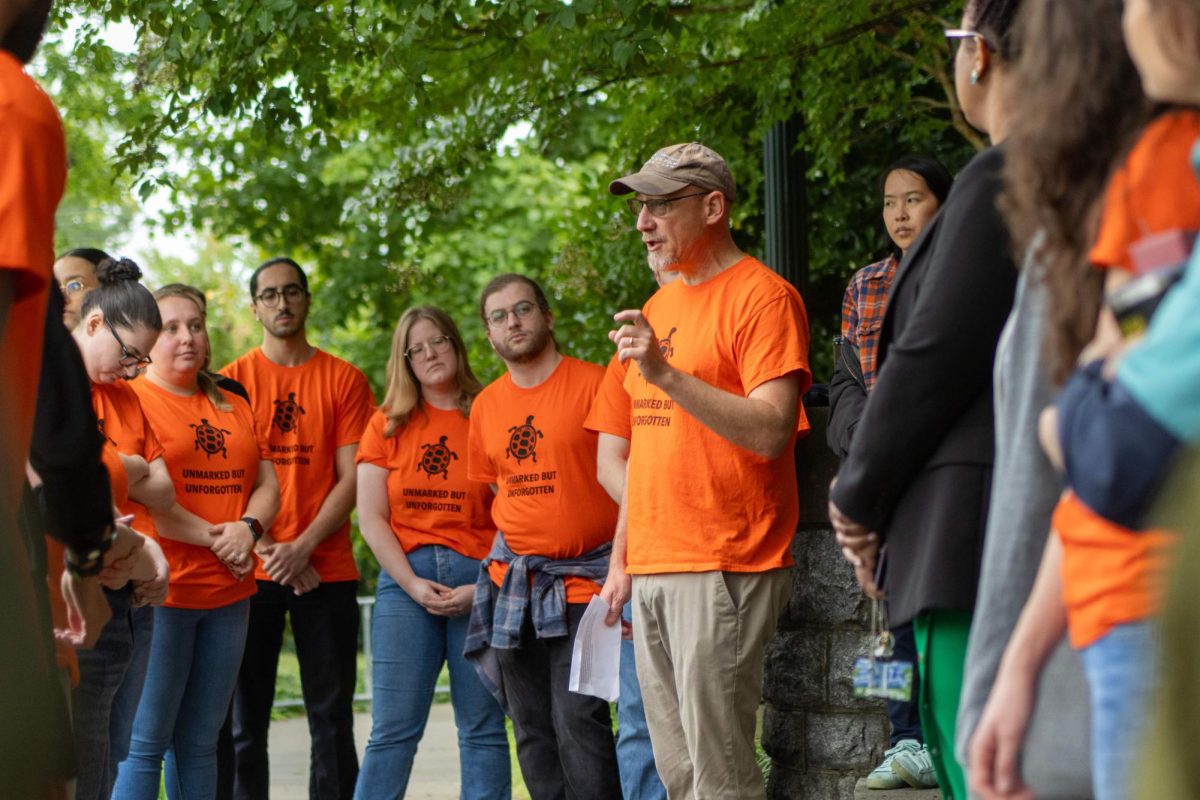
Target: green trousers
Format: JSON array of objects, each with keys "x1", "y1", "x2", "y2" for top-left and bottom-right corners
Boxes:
[{"x1": 912, "y1": 610, "x2": 972, "y2": 800}]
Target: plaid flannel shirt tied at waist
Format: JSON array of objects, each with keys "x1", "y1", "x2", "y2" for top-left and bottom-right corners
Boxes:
[{"x1": 463, "y1": 530, "x2": 611, "y2": 711}]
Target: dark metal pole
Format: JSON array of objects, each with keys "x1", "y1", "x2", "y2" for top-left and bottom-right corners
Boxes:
[{"x1": 762, "y1": 115, "x2": 808, "y2": 295}]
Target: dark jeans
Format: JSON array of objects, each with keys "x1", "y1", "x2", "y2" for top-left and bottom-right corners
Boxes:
[
  {"x1": 73, "y1": 585, "x2": 135, "y2": 800},
  {"x1": 888, "y1": 621, "x2": 924, "y2": 745},
  {"x1": 228, "y1": 579, "x2": 360, "y2": 800},
  {"x1": 495, "y1": 602, "x2": 620, "y2": 800}
]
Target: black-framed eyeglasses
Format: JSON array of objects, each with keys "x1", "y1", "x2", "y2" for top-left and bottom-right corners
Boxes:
[
  {"x1": 626, "y1": 192, "x2": 709, "y2": 218},
  {"x1": 254, "y1": 284, "x2": 307, "y2": 307},
  {"x1": 105, "y1": 319, "x2": 152, "y2": 371},
  {"x1": 944, "y1": 28, "x2": 992, "y2": 51},
  {"x1": 405, "y1": 335, "x2": 453, "y2": 361},
  {"x1": 486, "y1": 300, "x2": 539, "y2": 328}
]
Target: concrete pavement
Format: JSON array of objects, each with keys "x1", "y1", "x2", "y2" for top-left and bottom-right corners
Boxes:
[{"x1": 269, "y1": 705, "x2": 462, "y2": 800}]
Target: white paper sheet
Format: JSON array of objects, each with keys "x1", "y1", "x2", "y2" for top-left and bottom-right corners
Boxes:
[{"x1": 568, "y1": 595, "x2": 622, "y2": 702}]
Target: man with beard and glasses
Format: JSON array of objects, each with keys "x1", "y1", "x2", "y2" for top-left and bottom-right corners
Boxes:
[
  {"x1": 600, "y1": 143, "x2": 811, "y2": 799},
  {"x1": 218, "y1": 257, "x2": 374, "y2": 800},
  {"x1": 464, "y1": 273, "x2": 621, "y2": 800}
]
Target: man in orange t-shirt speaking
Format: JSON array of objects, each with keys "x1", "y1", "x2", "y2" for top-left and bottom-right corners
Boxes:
[
  {"x1": 601, "y1": 143, "x2": 812, "y2": 799},
  {"x1": 465, "y1": 273, "x2": 621, "y2": 799},
  {"x1": 220, "y1": 257, "x2": 375, "y2": 800}
]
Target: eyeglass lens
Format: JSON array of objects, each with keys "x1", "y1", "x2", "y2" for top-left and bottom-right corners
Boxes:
[
  {"x1": 487, "y1": 301, "x2": 537, "y2": 326},
  {"x1": 406, "y1": 335, "x2": 452, "y2": 360},
  {"x1": 257, "y1": 285, "x2": 306, "y2": 306}
]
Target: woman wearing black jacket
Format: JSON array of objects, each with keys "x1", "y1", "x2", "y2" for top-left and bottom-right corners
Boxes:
[{"x1": 828, "y1": 1, "x2": 1023, "y2": 797}]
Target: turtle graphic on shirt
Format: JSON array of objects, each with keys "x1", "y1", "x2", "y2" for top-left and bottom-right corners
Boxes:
[
  {"x1": 190, "y1": 418, "x2": 232, "y2": 459},
  {"x1": 272, "y1": 391, "x2": 306, "y2": 433},
  {"x1": 417, "y1": 435, "x2": 457, "y2": 480},
  {"x1": 658, "y1": 327, "x2": 678, "y2": 359},
  {"x1": 506, "y1": 415, "x2": 544, "y2": 465}
]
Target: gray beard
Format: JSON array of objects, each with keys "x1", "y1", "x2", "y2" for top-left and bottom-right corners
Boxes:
[{"x1": 648, "y1": 249, "x2": 677, "y2": 273}]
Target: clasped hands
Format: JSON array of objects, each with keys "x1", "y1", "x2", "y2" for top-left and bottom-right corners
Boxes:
[
  {"x1": 828, "y1": 485, "x2": 884, "y2": 600},
  {"x1": 404, "y1": 577, "x2": 474, "y2": 617},
  {"x1": 208, "y1": 521, "x2": 320, "y2": 595}
]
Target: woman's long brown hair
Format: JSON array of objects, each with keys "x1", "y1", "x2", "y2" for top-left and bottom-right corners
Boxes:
[{"x1": 999, "y1": 0, "x2": 1150, "y2": 385}]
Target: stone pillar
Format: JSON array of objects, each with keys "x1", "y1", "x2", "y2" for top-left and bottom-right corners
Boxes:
[{"x1": 762, "y1": 405, "x2": 890, "y2": 798}]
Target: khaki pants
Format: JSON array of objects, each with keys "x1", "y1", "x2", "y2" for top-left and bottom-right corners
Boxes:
[{"x1": 632, "y1": 568, "x2": 792, "y2": 800}]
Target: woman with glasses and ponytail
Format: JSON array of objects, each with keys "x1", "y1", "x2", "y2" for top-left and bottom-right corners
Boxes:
[
  {"x1": 67, "y1": 256, "x2": 173, "y2": 800},
  {"x1": 354, "y1": 306, "x2": 510, "y2": 800}
]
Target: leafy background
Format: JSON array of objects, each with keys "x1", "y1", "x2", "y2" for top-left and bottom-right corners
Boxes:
[{"x1": 41, "y1": 0, "x2": 980, "y2": 592}]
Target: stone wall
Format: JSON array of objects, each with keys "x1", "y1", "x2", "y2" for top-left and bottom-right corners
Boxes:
[{"x1": 762, "y1": 405, "x2": 890, "y2": 798}]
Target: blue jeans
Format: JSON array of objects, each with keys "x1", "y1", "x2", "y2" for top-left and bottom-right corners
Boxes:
[
  {"x1": 354, "y1": 546, "x2": 509, "y2": 800},
  {"x1": 1080, "y1": 621, "x2": 1158, "y2": 800},
  {"x1": 617, "y1": 602, "x2": 665, "y2": 800},
  {"x1": 112, "y1": 600, "x2": 250, "y2": 800},
  {"x1": 111, "y1": 605, "x2": 155, "y2": 784}
]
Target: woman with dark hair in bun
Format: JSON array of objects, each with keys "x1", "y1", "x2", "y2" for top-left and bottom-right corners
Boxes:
[{"x1": 67, "y1": 256, "x2": 174, "y2": 800}]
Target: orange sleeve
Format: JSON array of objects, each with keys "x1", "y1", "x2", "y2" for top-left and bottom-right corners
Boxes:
[
  {"x1": 0, "y1": 109, "x2": 46, "y2": 281},
  {"x1": 335, "y1": 367, "x2": 375, "y2": 447},
  {"x1": 237, "y1": 394, "x2": 273, "y2": 462},
  {"x1": 1088, "y1": 111, "x2": 1200, "y2": 272},
  {"x1": 356, "y1": 412, "x2": 388, "y2": 467},
  {"x1": 736, "y1": 294, "x2": 812, "y2": 399},
  {"x1": 142, "y1": 412, "x2": 165, "y2": 463},
  {"x1": 467, "y1": 400, "x2": 497, "y2": 484},
  {"x1": 583, "y1": 353, "x2": 631, "y2": 439},
  {"x1": 1089, "y1": 163, "x2": 1133, "y2": 271},
  {"x1": 101, "y1": 444, "x2": 129, "y2": 509}
]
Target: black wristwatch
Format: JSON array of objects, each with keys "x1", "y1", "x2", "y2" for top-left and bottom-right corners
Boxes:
[
  {"x1": 241, "y1": 516, "x2": 264, "y2": 542},
  {"x1": 64, "y1": 524, "x2": 118, "y2": 579}
]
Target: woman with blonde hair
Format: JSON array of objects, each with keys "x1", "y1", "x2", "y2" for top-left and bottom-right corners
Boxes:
[
  {"x1": 112, "y1": 284, "x2": 283, "y2": 800},
  {"x1": 354, "y1": 306, "x2": 510, "y2": 799}
]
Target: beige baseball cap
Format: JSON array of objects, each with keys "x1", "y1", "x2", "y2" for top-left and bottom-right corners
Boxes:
[{"x1": 609, "y1": 142, "x2": 737, "y2": 202}]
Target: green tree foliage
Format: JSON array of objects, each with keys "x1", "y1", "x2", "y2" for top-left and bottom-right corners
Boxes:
[
  {"x1": 34, "y1": 32, "x2": 141, "y2": 252},
  {"x1": 50, "y1": 0, "x2": 978, "y2": 385}
]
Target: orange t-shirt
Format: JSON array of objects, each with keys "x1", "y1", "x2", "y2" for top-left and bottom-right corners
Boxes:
[
  {"x1": 622, "y1": 255, "x2": 811, "y2": 575},
  {"x1": 99, "y1": 443, "x2": 130, "y2": 511},
  {"x1": 92, "y1": 380, "x2": 165, "y2": 525},
  {"x1": 584, "y1": 353, "x2": 632, "y2": 440},
  {"x1": 1089, "y1": 109, "x2": 1200, "y2": 272},
  {"x1": 130, "y1": 378, "x2": 270, "y2": 609},
  {"x1": 1054, "y1": 491, "x2": 1175, "y2": 648},
  {"x1": 1055, "y1": 111, "x2": 1195, "y2": 646},
  {"x1": 468, "y1": 356, "x2": 617, "y2": 603},
  {"x1": 357, "y1": 404, "x2": 495, "y2": 560},
  {"x1": 220, "y1": 348, "x2": 374, "y2": 582},
  {"x1": 0, "y1": 51, "x2": 66, "y2": 519}
]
